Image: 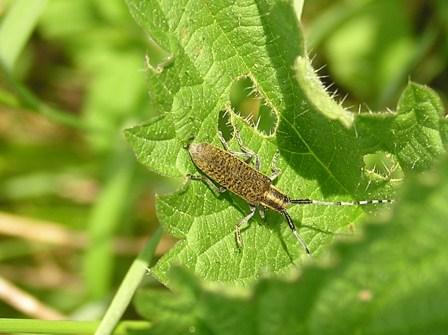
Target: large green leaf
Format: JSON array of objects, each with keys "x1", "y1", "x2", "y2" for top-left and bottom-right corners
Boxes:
[
  {"x1": 124, "y1": 0, "x2": 445, "y2": 286},
  {"x1": 135, "y1": 152, "x2": 448, "y2": 335}
]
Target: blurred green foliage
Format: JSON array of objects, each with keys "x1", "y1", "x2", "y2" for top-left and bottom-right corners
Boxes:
[
  {"x1": 0, "y1": 0, "x2": 167, "y2": 320},
  {"x1": 303, "y1": 0, "x2": 448, "y2": 109},
  {"x1": 0, "y1": 0, "x2": 446, "y2": 333}
]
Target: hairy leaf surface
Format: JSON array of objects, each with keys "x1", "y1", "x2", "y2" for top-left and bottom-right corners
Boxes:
[
  {"x1": 125, "y1": 0, "x2": 446, "y2": 286},
  {"x1": 135, "y1": 153, "x2": 448, "y2": 334}
]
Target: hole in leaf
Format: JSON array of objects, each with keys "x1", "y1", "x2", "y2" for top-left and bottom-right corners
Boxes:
[
  {"x1": 229, "y1": 77, "x2": 277, "y2": 135},
  {"x1": 363, "y1": 151, "x2": 403, "y2": 182}
]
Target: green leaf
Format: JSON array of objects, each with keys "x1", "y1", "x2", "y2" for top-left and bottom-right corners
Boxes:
[
  {"x1": 125, "y1": 115, "x2": 187, "y2": 177},
  {"x1": 294, "y1": 55, "x2": 354, "y2": 128},
  {"x1": 0, "y1": 0, "x2": 47, "y2": 70},
  {"x1": 135, "y1": 152, "x2": 448, "y2": 334},
  {"x1": 124, "y1": 0, "x2": 445, "y2": 286},
  {"x1": 356, "y1": 82, "x2": 446, "y2": 173}
]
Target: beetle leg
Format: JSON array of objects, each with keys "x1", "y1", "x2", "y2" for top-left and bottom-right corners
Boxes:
[
  {"x1": 234, "y1": 129, "x2": 261, "y2": 170},
  {"x1": 269, "y1": 150, "x2": 281, "y2": 181},
  {"x1": 187, "y1": 174, "x2": 226, "y2": 195},
  {"x1": 217, "y1": 130, "x2": 231, "y2": 151},
  {"x1": 218, "y1": 130, "x2": 253, "y2": 162},
  {"x1": 235, "y1": 205, "x2": 257, "y2": 248},
  {"x1": 258, "y1": 207, "x2": 266, "y2": 221}
]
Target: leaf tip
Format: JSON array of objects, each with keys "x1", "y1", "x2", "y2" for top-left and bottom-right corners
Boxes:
[{"x1": 294, "y1": 55, "x2": 354, "y2": 128}]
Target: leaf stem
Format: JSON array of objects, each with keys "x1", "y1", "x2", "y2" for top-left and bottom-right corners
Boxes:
[
  {"x1": 94, "y1": 227, "x2": 163, "y2": 335},
  {"x1": 0, "y1": 319, "x2": 150, "y2": 335}
]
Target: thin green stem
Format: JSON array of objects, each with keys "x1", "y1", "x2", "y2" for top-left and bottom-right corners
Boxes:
[
  {"x1": 84, "y1": 152, "x2": 136, "y2": 298},
  {"x1": 0, "y1": 319, "x2": 150, "y2": 335},
  {"x1": 94, "y1": 227, "x2": 163, "y2": 335}
]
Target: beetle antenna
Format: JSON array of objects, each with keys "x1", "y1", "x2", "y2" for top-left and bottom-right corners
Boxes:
[{"x1": 289, "y1": 198, "x2": 394, "y2": 206}]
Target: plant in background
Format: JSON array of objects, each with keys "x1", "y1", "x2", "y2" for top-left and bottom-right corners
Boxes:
[
  {"x1": 0, "y1": 0, "x2": 447, "y2": 334},
  {"x1": 125, "y1": 0, "x2": 448, "y2": 333}
]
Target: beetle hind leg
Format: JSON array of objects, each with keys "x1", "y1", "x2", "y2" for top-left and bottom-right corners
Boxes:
[
  {"x1": 187, "y1": 174, "x2": 226, "y2": 195},
  {"x1": 235, "y1": 205, "x2": 257, "y2": 248}
]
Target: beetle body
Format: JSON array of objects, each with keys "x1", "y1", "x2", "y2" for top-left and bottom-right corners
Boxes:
[{"x1": 189, "y1": 143, "x2": 289, "y2": 212}]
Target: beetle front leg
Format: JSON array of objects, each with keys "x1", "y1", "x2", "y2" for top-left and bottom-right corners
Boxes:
[
  {"x1": 269, "y1": 150, "x2": 281, "y2": 181},
  {"x1": 234, "y1": 129, "x2": 261, "y2": 170},
  {"x1": 217, "y1": 130, "x2": 253, "y2": 163}
]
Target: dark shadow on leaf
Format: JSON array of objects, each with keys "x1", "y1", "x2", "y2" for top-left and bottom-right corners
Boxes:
[
  {"x1": 256, "y1": 1, "x2": 368, "y2": 199},
  {"x1": 265, "y1": 211, "x2": 295, "y2": 264},
  {"x1": 300, "y1": 224, "x2": 348, "y2": 237}
]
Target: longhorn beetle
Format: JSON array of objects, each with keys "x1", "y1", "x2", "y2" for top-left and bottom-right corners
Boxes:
[{"x1": 188, "y1": 129, "x2": 393, "y2": 254}]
